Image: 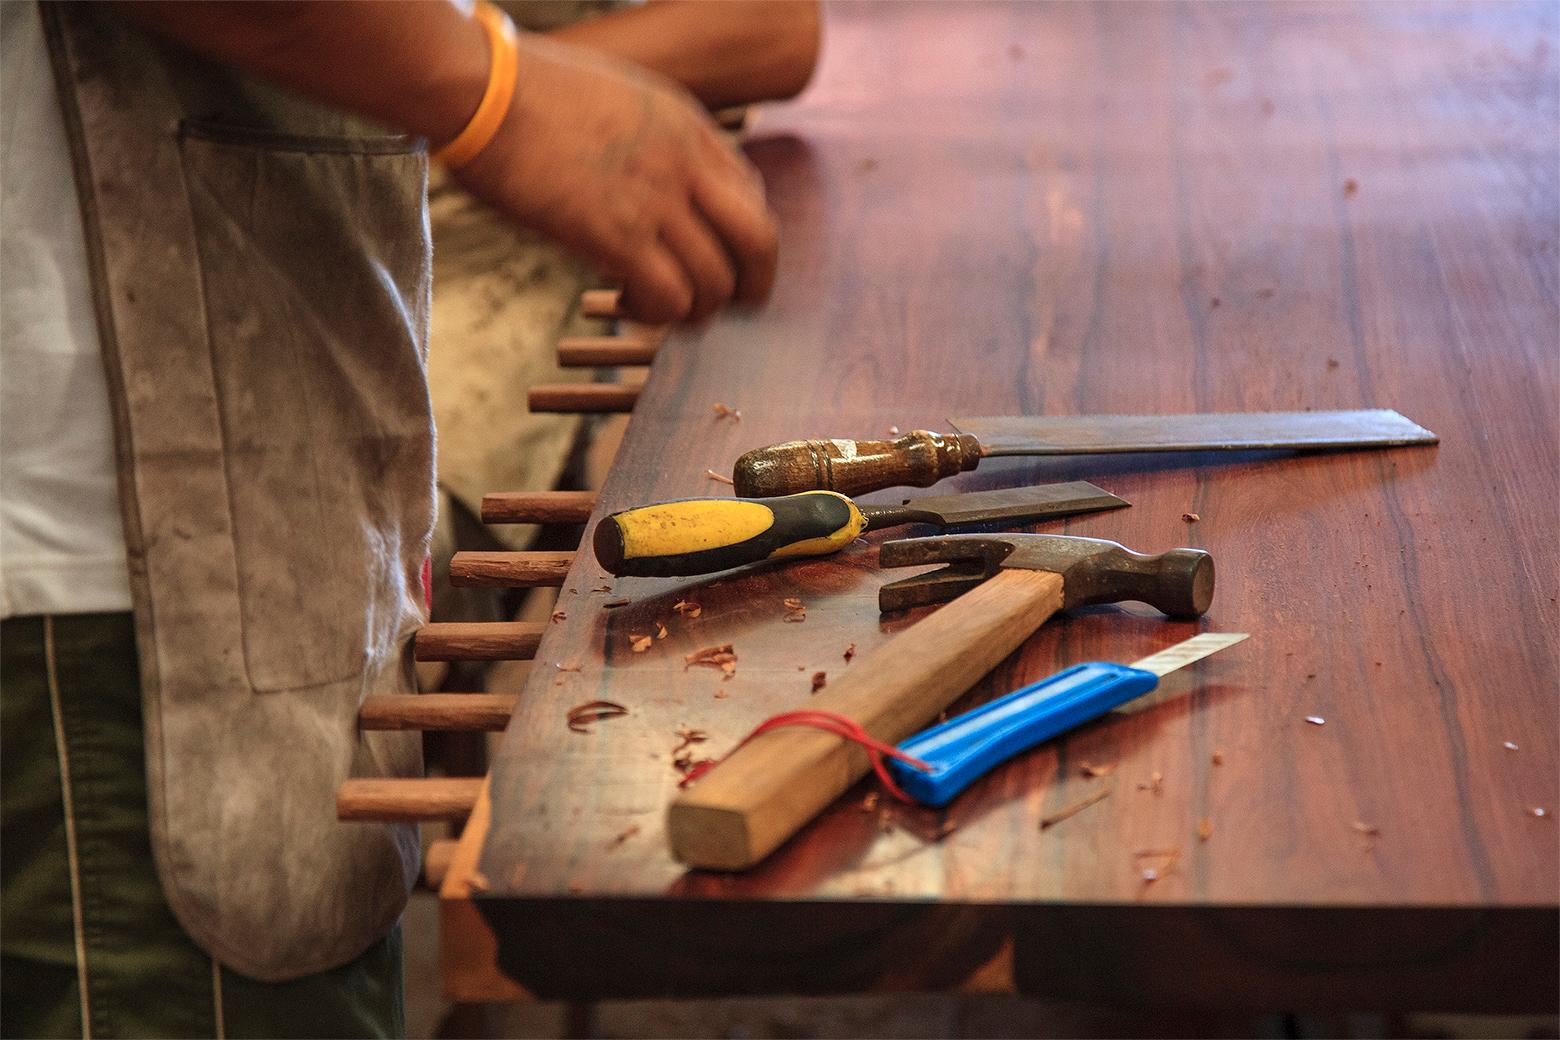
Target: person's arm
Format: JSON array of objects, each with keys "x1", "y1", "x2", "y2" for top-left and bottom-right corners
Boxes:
[
  {"x1": 548, "y1": 1, "x2": 822, "y2": 110},
  {"x1": 114, "y1": 1, "x2": 777, "y2": 323}
]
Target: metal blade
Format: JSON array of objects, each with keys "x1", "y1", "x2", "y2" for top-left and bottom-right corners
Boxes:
[
  {"x1": 1129, "y1": 632, "x2": 1249, "y2": 678},
  {"x1": 951, "y1": 410, "x2": 1437, "y2": 456},
  {"x1": 899, "y1": 480, "x2": 1128, "y2": 526}
]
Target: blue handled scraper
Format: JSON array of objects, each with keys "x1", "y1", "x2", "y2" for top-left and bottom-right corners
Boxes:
[{"x1": 890, "y1": 632, "x2": 1249, "y2": 806}]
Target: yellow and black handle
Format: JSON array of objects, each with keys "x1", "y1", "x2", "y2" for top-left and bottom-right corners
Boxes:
[{"x1": 593, "y1": 491, "x2": 871, "y2": 577}]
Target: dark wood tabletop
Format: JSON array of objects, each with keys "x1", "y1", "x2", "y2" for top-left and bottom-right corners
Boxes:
[{"x1": 473, "y1": 1, "x2": 1558, "y2": 1011}]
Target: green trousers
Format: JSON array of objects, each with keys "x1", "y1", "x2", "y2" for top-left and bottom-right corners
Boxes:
[{"x1": 1, "y1": 613, "x2": 404, "y2": 1039}]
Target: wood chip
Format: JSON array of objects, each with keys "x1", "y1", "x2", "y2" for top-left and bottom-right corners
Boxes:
[
  {"x1": 1531, "y1": 807, "x2": 1549, "y2": 818},
  {"x1": 551, "y1": 610, "x2": 567, "y2": 623},
  {"x1": 810, "y1": 671, "x2": 827, "y2": 693},
  {"x1": 630, "y1": 634, "x2": 652, "y2": 653},
  {"x1": 782, "y1": 597, "x2": 806, "y2": 622},
  {"x1": 1039, "y1": 787, "x2": 1112, "y2": 830},
  {"x1": 672, "y1": 599, "x2": 702, "y2": 619},
  {"x1": 843, "y1": 643, "x2": 856, "y2": 662},
  {"x1": 672, "y1": 726, "x2": 709, "y2": 755},
  {"x1": 704, "y1": 469, "x2": 735, "y2": 485},
  {"x1": 1080, "y1": 761, "x2": 1117, "y2": 779},
  {"x1": 604, "y1": 598, "x2": 630, "y2": 608},
  {"x1": 783, "y1": 597, "x2": 804, "y2": 610},
  {"x1": 1211, "y1": 750, "x2": 1224, "y2": 766},
  {"x1": 1352, "y1": 820, "x2": 1380, "y2": 836},
  {"x1": 609, "y1": 824, "x2": 641, "y2": 847},
  {"x1": 1503, "y1": 741, "x2": 1519, "y2": 751},
  {"x1": 554, "y1": 661, "x2": 582, "y2": 673},
  {"x1": 1182, "y1": 512, "x2": 1200, "y2": 523},
  {"x1": 655, "y1": 621, "x2": 668, "y2": 640},
  {"x1": 685, "y1": 643, "x2": 738, "y2": 678},
  {"x1": 566, "y1": 700, "x2": 628, "y2": 733},
  {"x1": 712, "y1": 403, "x2": 741, "y2": 421},
  {"x1": 1305, "y1": 715, "x2": 1326, "y2": 726},
  {"x1": 1135, "y1": 847, "x2": 1181, "y2": 882},
  {"x1": 1136, "y1": 771, "x2": 1164, "y2": 793},
  {"x1": 672, "y1": 752, "x2": 714, "y2": 776},
  {"x1": 886, "y1": 425, "x2": 900, "y2": 435},
  {"x1": 861, "y1": 792, "x2": 879, "y2": 813},
  {"x1": 593, "y1": 585, "x2": 612, "y2": 593},
  {"x1": 1197, "y1": 817, "x2": 1214, "y2": 842}
]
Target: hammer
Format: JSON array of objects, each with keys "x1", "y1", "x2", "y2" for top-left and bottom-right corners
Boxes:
[{"x1": 667, "y1": 533, "x2": 1214, "y2": 870}]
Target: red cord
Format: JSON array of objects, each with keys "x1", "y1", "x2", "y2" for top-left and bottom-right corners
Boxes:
[{"x1": 678, "y1": 709, "x2": 932, "y2": 803}]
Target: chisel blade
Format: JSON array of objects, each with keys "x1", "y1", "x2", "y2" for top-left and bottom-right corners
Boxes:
[
  {"x1": 1129, "y1": 632, "x2": 1249, "y2": 677},
  {"x1": 951, "y1": 409, "x2": 1437, "y2": 457},
  {"x1": 898, "y1": 480, "x2": 1128, "y2": 526}
]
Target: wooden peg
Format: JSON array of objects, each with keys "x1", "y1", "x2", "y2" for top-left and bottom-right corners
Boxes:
[
  {"x1": 337, "y1": 777, "x2": 483, "y2": 821},
  {"x1": 528, "y1": 383, "x2": 642, "y2": 413},
  {"x1": 359, "y1": 693, "x2": 518, "y2": 731},
  {"x1": 580, "y1": 288, "x2": 621, "y2": 319},
  {"x1": 556, "y1": 336, "x2": 659, "y2": 367},
  {"x1": 450, "y1": 551, "x2": 574, "y2": 587},
  {"x1": 415, "y1": 621, "x2": 546, "y2": 660},
  {"x1": 480, "y1": 490, "x2": 598, "y2": 525}
]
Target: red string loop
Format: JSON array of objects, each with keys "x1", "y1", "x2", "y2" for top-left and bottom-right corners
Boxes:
[{"x1": 677, "y1": 709, "x2": 932, "y2": 803}]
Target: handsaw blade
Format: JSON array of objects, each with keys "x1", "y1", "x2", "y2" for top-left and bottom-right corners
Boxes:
[
  {"x1": 1129, "y1": 632, "x2": 1249, "y2": 677},
  {"x1": 888, "y1": 480, "x2": 1128, "y2": 526},
  {"x1": 950, "y1": 409, "x2": 1437, "y2": 456}
]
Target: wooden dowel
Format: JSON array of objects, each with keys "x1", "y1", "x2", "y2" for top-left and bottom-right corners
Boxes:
[
  {"x1": 423, "y1": 838, "x2": 459, "y2": 887},
  {"x1": 580, "y1": 288, "x2": 622, "y2": 319},
  {"x1": 415, "y1": 621, "x2": 546, "y2": 660},
  {"x1": 360, "y1": 694, "x2": 518, "y2": 731},
  {"x1": 528, "y1": 383, "x2": 642, "y2": 413},
  {"x1": 450, "y1": 551, "x2": 574, "y2": 588},
  {"x1": 480, "y1": 490, "x2": 598, "y2": 525},
  {"x1": 556, "y1": 336, "x2": 659, "y2": 367},
  {"x1": 337, "y1": 778, "x2": 483, "y2": 821}
]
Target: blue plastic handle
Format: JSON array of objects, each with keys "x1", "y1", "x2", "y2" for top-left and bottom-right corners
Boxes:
[{"x1": 889, "y1": 662, "x2": 1160, "y2": 807}]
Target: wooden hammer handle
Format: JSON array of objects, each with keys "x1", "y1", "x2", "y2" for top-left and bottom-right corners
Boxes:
[{"x1": 667, "y1": 567, "x2": 1064, "y2": 870}]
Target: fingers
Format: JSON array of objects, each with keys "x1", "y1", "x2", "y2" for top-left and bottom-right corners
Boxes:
[
  {"x1": 616, "y1": 241, "x2": 694, "y2": 325},
  {"x1": 693, "y1": 163, "x2": 779, "y2": 306},
  {"x1": 659, "y1": 208, "x2": 737, "y2": 323}
]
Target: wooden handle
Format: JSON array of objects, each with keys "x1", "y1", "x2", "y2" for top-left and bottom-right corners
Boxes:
[
  {"x1": 480, "y1": 490, "x2": 598, "y2": 525},
  {"x1": 731, "y1": 430, "x2": 983, "y2": 498},
  {"x1": 579, "y1": 288, "x2": 622, "y2": 319},
  {"x1": 557, "y1": 336, "x2": 659, "y2": 367},
  {"x1": 528, "y1": 383, "x2": 642, "y2": 413},
  {"x1": 415, "y1": 621, "x2": 545, "y2": 660},
  {"x1": 359, "y1": 694, "x2": 517, "y2": 731},
  {"x1": 449, "y1": 551, "x2": 573, "y2": 588},
  {"x1": 668, "y1": 568, "x2": 1064, "y2": 870},
  {"x1": 337, "y1": 778, "x2": 483, "y2": 821}
]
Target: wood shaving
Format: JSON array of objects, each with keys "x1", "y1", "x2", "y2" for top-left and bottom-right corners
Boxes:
[
  {"x1": 1137, "y1": 771, "x2": 1163, "y2": 794},
  {"x1": 1182, "y1": 512, "x2": 1200, "y2": 523},
  {"x1": 672, "y1": 751, "x2": 714, "y2": 776},
  {"x1": 1080, "y1": 761, "x2": 1117, "y2": 779},
  {"x1": 783, "y1": 597, "x2": 807, "y2": 622},
  {"x1": 593, "y1": 585, "x2": 612, "y2": 593},
  {"x1": 630, "y1": 634, "x2": 652, "y2": 653},
  {"x1": 1135, "y1": 847, "x2": 1181, "y2": 883},
  {"x1": 783, "y1": 597, "x2": 804, "y2": 610},
  {"x1": 1305, "y1": 715, "x2": 1326, "y2": 726},
  {"x1": 604, "y1": 598, "x2": 630, "y2": 608},
  {"x1": 685, "y1": 642, "x2": 736, "y2": 669},
  {"x1": 704, "y1": 469, "x2": 735, "y2": 485},
  {"x1": 551, "y1": 610, "x2": 567, "y2": 623},
  {"x1": 655, "y1": 621, "x2": 668, "y2": 640},
  {"x1": 1211, "y1": 750, "x2": 1224, "y2": 766},
  {"x1": 566, "y1": 700, "x2": 628, "y2": 733},
  {"x1": 844, "y1": 643, "x2": 856, "y2": 662},
  {"x1": 1531, "y1": 807, "x2": 1549, "y2": 818},
  {"x1": 1352, "y1": 820, "x2": 1380, "y2": 836},
  {"x1": 713, "y1": 689, "x2": 729, "y2": 699},
  {"x1": 672, "y1": 726, "x2": 709, "y2": 755},
  {"x1": 861, "y1": 792, "x2": 879, "y2": 813},
  {"x1": 1503, "y1": 741, "x2": 1519, "y2": 751},
  {"x1": 1039, "y1": 787, "x2": 1112, "y2": 830},
  {"x1": 1197, "y1": 818, "x2": 1213, "y2": 842},
  {"x1": 886, "y1": 425, "x2": 900, "y2": 435},
  {"x1": 609, "y1": 824, "x2": 641, "y2": 847},
  {"x1": 554, "y1": 662, "x2": 582, "y2": 673},
  {"x1": 810, "y1": 671, "x2": 827, "y2": 693},
  {"x1": 672, "y1": 600, "x2": 702, "y2": 619},
  {"x1": 712, "y1": 403, "x2": 742, "y2": 421}
]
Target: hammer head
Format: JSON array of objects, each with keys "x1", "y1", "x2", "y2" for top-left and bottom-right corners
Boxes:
[{"x1": 878, "y1": 533, "x2": 1214, "y2": 617}]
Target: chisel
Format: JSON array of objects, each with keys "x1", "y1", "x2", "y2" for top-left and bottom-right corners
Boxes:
[
  {"x1": 593, "y1": 481, "x2": 1126, "y2": 577},
  {"x1": 889, "y1": 632, "x2": 1249, "y2": 806},
  {"x1": 731, "y1": 409, "x2": 1437, "y2": 497}
]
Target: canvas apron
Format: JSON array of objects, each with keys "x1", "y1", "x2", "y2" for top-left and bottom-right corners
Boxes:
[{"x1": 40, "y1": 3, "x2": 433, "y2": 981}]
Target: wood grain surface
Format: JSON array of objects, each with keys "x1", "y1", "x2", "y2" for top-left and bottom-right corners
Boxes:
[{"x1": 472, "y1": 1, "x2": 1558, "y2": 1009}]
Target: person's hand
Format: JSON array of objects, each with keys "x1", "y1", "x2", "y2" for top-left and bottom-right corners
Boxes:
[{"x1": 454, "y1": 34, "x2": 779, "y2": 324}]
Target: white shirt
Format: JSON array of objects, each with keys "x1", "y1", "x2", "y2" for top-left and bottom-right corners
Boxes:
[{"x1": 0, "y1": 0, "x2": 133, "y2": 618}]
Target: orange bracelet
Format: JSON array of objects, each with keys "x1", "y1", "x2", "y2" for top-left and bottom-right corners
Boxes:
[{"x1": 432, "y1": 2, "x2": 519, "y2": 169}]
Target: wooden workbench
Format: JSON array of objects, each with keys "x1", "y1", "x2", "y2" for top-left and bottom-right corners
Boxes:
[{"x1": 467, "y1": 1, "x2": 1558, "y2": 1011}]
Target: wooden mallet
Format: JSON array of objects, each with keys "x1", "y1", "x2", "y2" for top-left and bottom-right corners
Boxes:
[{"x1": 667, "y1": 532, "x2": 1215, "y2": 870}]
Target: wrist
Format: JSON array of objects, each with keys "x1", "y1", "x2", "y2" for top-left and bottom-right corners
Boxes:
[{"x1": 430, "y1": 3, "x2": 519, "y2": 166}]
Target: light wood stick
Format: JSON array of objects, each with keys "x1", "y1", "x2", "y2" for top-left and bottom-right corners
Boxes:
[
  {"x1": 415, "y1": 621, "x2": 545, "y2": 660},
  {"x1": 360, "y1": 694, "x2": 517, "y2": 731},
  {"x1": 337, "y1": 777, "x2": 483, "y2": 821},
  {"x1": 528, "y1": 383, "x2": 642, "y2": 413},
  {"x1": 449, "y1": 551, "x2": 574, "y2": 588},
  {"x1": 579, "y1": 288, "x2": 621, "y2": 318},
  {"x1": 557, "y1": 336, "x2": 659, "y2": 367},
  {"x1": 668, "y1": 568, "x2": 1064, "y2": 870},
  {"x1": 480, "y1": 490, "x2": 598, "y2": 525}
]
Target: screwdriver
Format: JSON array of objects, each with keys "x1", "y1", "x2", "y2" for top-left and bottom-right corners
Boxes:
[
  {"x1": 889, "y1": 633, "x2": 1249, "y2": 806},
  {"x1": 592, "y1": 482, "x2": 1126, "y2": 578}
]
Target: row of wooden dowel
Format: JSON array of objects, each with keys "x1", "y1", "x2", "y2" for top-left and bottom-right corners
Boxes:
[{"x1": 337, "y1": 288, "x2": 641, "y2": 827}]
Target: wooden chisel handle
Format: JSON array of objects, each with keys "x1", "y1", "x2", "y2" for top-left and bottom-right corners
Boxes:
[
  {"x1": 667, "y1": 567, "x2": 1063, "y2": 870},
  {"x1": 731, "y1": 430, "x2": 982, "y2": 498}
]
